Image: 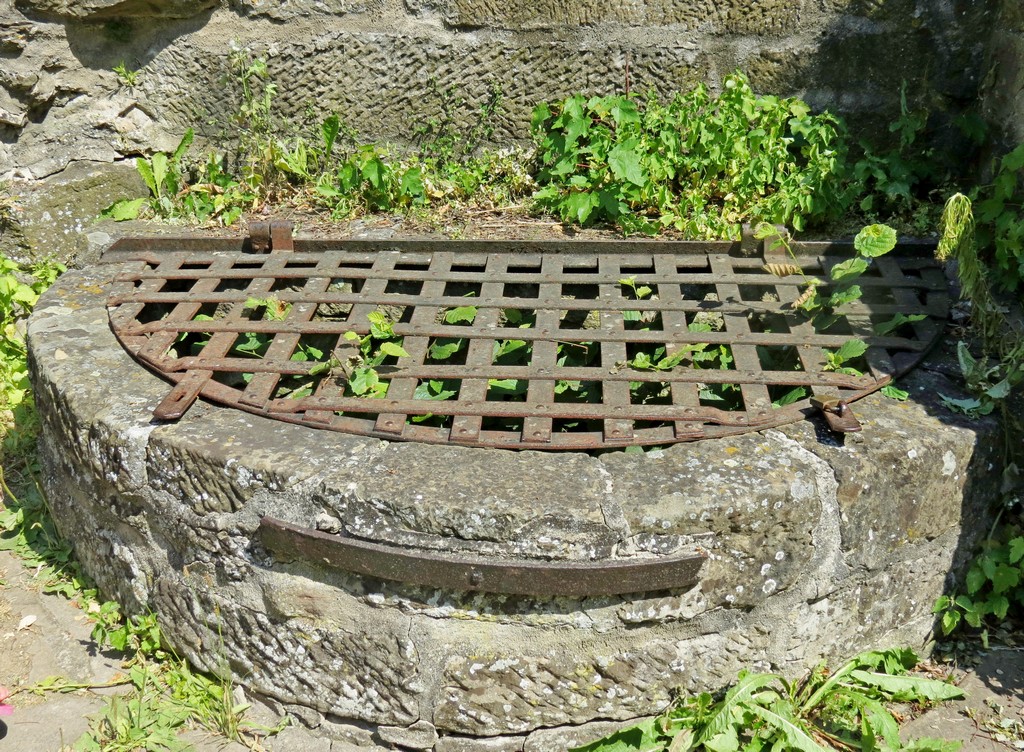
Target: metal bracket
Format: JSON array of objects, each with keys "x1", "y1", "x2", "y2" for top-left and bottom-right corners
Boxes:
[
  {"x1": 812, "y1": 396, "x2": 863, "y2": 433},
  {"x1": 249, "y1": 220, "x2": 295, "y2": 253},
  {"x1": 259, "y1": 516, "x2": 706, "y2": 597}
]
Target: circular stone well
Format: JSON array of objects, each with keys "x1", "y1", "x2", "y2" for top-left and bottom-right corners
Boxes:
[{"x1": 30, "y1": 262, "x2": 1000, "y2": 750}]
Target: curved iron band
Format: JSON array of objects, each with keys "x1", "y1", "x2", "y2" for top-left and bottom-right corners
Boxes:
[{"x1": 259, "y1": 517, "x2": 706, "y2": 597}]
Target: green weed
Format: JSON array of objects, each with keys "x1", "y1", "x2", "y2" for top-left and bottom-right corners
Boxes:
[
  {"x1": 103, "y1": 130, "x2": 257, "y2": 226},
  {"x1": 973, "y1": 143, "x2": 1024, "y2": 292},
  {"x1": 0, "y1": 255, "x2": 281, "y2": 749},
  {"x1": 531, "y1": 72, "x2": 847, "y2": 237},
  {"x1": 574, "y1": 648, "x2": 962, "y2": 752},
  {"x1": 934, "y1": 530, "x2": 1023, "y2": 641},
  {"x1": 113, "y1": 61, "x2": 140, "y2": 88}
]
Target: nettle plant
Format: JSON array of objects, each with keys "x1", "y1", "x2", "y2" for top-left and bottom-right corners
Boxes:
[
  {"x1": 757, "y1": 222, "x2": 914, "y2": 401},
  {"x1": 530, "y1": 72, "x2": 847, "y2": 237}
]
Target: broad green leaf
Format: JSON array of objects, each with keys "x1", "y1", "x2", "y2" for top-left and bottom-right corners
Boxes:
[
  {"x1": 901, "y1": 739, "x2": 962, "y2": 751},
  {"x1": 1008, "y1": 537, "x2": 1024, "y2": 564},
  {"x1": 413, "y1": 381, "x2": 456, "y2": 401},
  {"x1": 696, "y1": 672, "x2": 779, "y2": 744},
  {"x1": 136, "y1": 158, "x2": 157, "y2": 196},
  {"x1": 746, "y1": 703, "x2": 830, "y2": 752},
  {"x1": 854, "y1": 224, "x2": 898, "y2": 258},
  {"x1": 835, "y1": 688, "x2": 900, "y2": 749},
  {"x1": 827, "y1": 285, "x2": 862, "y2": 307},
  {"x1": 940, "y1": 394, "x2": 992, "y2": 416},
  {"x1": 150, "y1": 152, "x2": 169, "y2": 196},
  {"x1": 102, "y1": 197, "x2": 147, "y2": 221},
  {"x1": 989, "y1": 563, "x2": 1020, "y2": 594},
  {"x1": 569, "y1": 716, "x2": 661, "y2": 751},
  {"x1": 400, "y1": 167, "x2": 425, "y2": 198},
  {"x1": 367, "y1": 311, "x2": 394, "y2": 339},
  {"x1": 488, "y1": 378, "x2": 524, "y2": 395},
  {"x1": 349, "y1": 367, "x2": 380, "y2": 396},
  {"x1": 772, "y1": 386, "x2": 807, "y2": 407},
  {"x1": 530, "y1": 102, "x2": 553, "y2": 132},
  {"x1": 565, "y1": 191, "x2": 599, "y2": 224},
  {"x1": 880, "y1": 385, "x2": 909, "y2": 401},
  {"x1": 608, "y1": 141, "x2": 646, "y2": 186},
  {"x1": 703, "y1": 727, "x2": 740, "y2": 752},
  {"x1": 429, "y1": 338, "x2": 463, "y2": 360},
  {"x1": 829, "y1": 257, "x2": 868, "y2": 282},
  {"x1": 874, "y1": 313, "x2": 926, "y2": 336},
  {"x1": 610, "y1": 98, "x2": 641, "y2": 125},
  {"x1": 362, "y1": 157, "x2": 386, "y2": 188},
  {"x1": 379, "y1": 342, "x2": 409, "y2": 359},
  {"x1": 666, "y1": 727, "x2": 694, "y2": 752},
  {"x1": 848, "y1": 670, "x2": 964, "y2": 701},
  {"x1": 321, "y1": 114, "x2": 341, "y2": 157},
  {"x1": 985, "y1": 378, "x2": 1012, "y2": 399},
  {"x1": 171, "y1": 128, "x2": 194, "y2": 163},
  {"x1": 988, "y1": 594, "x2": 1011, "y2": 619},
  {"x1": 444, "y1": 305, "x2": 478, "y2": 324},
  {"x1": 1002, "y1": 142, "x2": 1024, "y2": 172},
  {"x1": 834, "y1": 339, "x2": 868, "y2": 362}
]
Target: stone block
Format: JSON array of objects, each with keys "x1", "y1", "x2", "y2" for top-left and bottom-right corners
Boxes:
[
  {"x1": 229, "y1": 0, "x2": 368, "y2": 20},
  {"x1": 15, "y1": 0, "x2": 217, "y2": 19},
  {"x1": 145, "y1": 28, "x2": 711, "y2": 155},
  {"x1": 599, "y1": 434, "x2": 831, "y2": 609},
  {"x1": 524, "y1": 719, "x2": 646, "y2": 752},
  {"x1": 377, "y1": 720, "x2": 440, "y2": 749},
  {"x1": 416, "y1": 0, "x2": 802, "y2": 35},
  {"x1": 778, "y1": 369, "x2": 1001, "y2": 573},
  {"x1": 436, "y1": 735, "x2": 524, "y2": 752},
  {"x1": 0, "y1": 161, "x2": 146, "y2": 265}
]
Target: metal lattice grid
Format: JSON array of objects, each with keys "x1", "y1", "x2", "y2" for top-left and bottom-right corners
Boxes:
[{"x1": 106, "y1": 234, "x2": 949, "y2": 450}]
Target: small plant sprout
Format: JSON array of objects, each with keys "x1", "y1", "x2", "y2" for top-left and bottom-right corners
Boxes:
[{"x1": 113, "y1": 61, "x2": 140, "y2": 88}]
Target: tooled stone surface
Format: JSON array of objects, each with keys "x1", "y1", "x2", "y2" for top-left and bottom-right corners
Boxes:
[
  {"x1": 415, "y1": 0, "x2": 801, "y2": 35},
  {"x1": 29, "y1": 263, "x2": 1000, "y2": 739},
  {"x1": 1, "y1": 0, "x2": 995, "y2": 181}
]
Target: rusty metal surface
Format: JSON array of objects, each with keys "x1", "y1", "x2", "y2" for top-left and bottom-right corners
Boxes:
[
  {"x1": 259, "y1": 516, "x2": 706, "y2": 596},
  {"x1": 105, "y1": 228, "x2": 949, "y2": 449}
]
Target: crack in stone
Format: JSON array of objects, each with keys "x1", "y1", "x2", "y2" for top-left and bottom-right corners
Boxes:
[
  {"x1": 762, "y1": 429, "x2": 846, "y2": 601},
  {"x1": 595, "y1": 464, "x2": 633, "y2": 553}
]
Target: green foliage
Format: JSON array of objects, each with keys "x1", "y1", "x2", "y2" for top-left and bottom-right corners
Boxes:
[
  {"x1": 822, "y1": 339, "x2": 868, "y2": 376},
  {"x1": 113, "y1": 61, "x2": 140, "y2": 88},
  {"x1": 0, "y1": 256, "x2": 63, "y2": 430},
  {"x1": 315, "y1": 144, "x2": 428, "y2": 214},
  {"x1": 788, "y1": 223, "x2": 898, "y2": 332},
  {"x1": 973, "y1": 143, "x2": 1024, "y2": 292},
  {"x1": 0, "y1": 259, "x2": 280, "y2": 750},
  {"x1": 103, "y1": 130, "x2": 257, "y2": 226},
  {"x1": 531, "y1": 72, "x2": 846, "y2": 236},
  {"x1": 573, "y1": 648, "x2": 961, "y2": 752},
  {"x1": 940, "y1": 341, "x2": 1020, "y2": 418},
  {"x1": 934, "y1": 530, "x2": 1024, "y2": 638},
  {"x1": 849, "y1": 84, "x2": 936, "y2": 217},
  {"x1": 936, "y1": 192, "x2": 1023, "y2": 509}
]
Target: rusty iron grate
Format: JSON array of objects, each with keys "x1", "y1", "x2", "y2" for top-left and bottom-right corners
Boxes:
[{"x1": 105, "y1": 224, "x2": 949, "y2": 450}]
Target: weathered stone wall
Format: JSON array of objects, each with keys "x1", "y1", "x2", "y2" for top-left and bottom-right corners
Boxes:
[
  {"x1": 0, "y1": 0, "x2": 997, "y2": 182},
  {"x1": 0, "y1": 0, "x2": 1002, "y2": 264},
  {"x1": 985, "y1": 0, "x2": 1024, "y2": 145}
]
